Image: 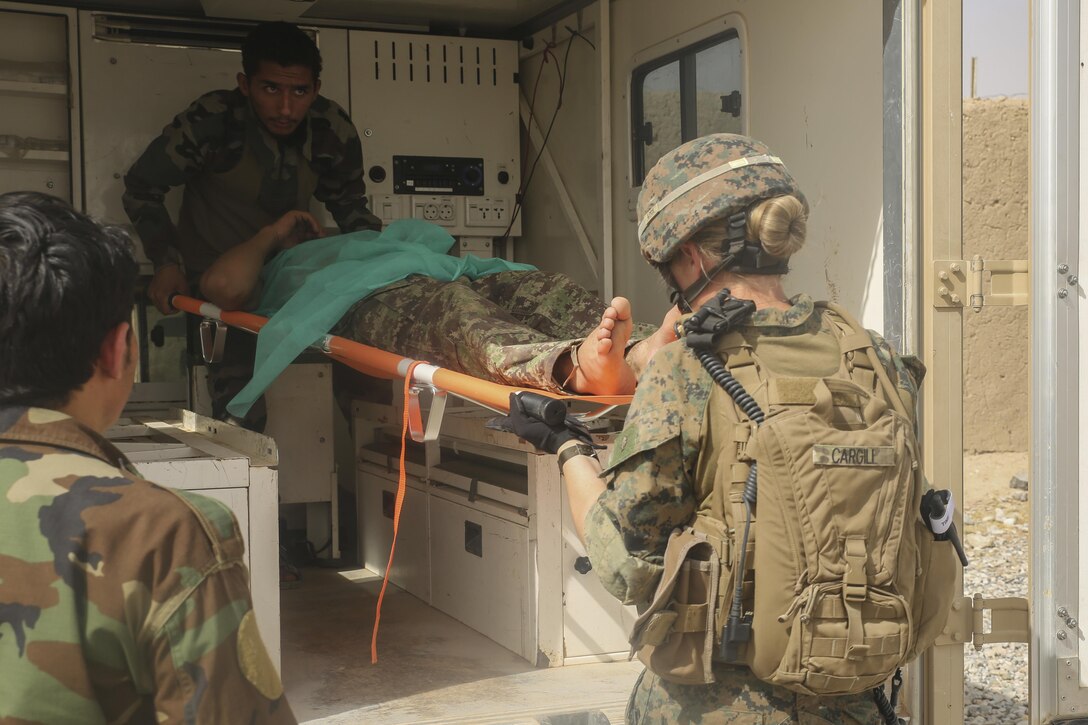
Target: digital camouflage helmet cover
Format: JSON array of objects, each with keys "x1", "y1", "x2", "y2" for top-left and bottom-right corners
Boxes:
[{"x1": 637, "y1": 134, "x2": 808, "y2": 308}]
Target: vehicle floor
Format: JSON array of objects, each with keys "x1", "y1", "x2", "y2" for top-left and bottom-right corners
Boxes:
[{"x1": 281, "y1": 566, "x2": 642, "y2": 724}]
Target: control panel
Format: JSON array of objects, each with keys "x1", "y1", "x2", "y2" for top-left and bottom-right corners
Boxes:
[
  {"x1": 393, "y1": 156, "x2": 485, "y2": 196},
  {"x1": 350, "y1": 30, "x2": 521, "y2": 240},
  {"x1": 370, "y1": 194, "x2": 511, "y2": 231}
]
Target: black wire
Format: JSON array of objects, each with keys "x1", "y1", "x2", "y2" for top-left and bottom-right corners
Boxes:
[
  {"x1": 564, "y1": 25, "x2": 596, "y2": 51},
  {"x1": 872, "y1": 684, "x2": 899, "y2": 725},
  {"x1": 501, "y1": 44, "x2": 567, "y2": 242},
  {"x1": 500, "y1": 28, "x2": 594, "y2": 243},
  {"x1": 520, "y1": 44, "x2": 549, "y2": 185},
  {"x1": 691, "y1": 346, "x2": 762, "y2": 639},
  {"x1": 890, "y1": 669, "x2": 903, "y2": 710},
  {"x1": 693, "y1": 348, "x2": 764, "y2": 426},
  {"x1": 871, "y1": 668, "x2": 903, "y2": 724}
]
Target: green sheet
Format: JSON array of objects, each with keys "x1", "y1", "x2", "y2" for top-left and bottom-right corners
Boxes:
[{"x1": 226, "y1": 218, "x2": 534, "y2": 417}]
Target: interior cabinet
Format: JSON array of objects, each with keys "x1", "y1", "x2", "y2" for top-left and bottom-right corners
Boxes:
[{"x1": 0, "y1": 2, "x2": 80, "y2": 205}]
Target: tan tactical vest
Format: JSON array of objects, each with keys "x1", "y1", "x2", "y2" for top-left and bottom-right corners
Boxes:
[{"x1": 630, "y1": 302, "x2": 957, "y2": 694}]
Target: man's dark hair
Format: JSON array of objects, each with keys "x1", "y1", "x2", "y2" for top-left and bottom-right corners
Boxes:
[
  {"x1": 0, "y1": 192, "x2": 138, "y2": 408},
  {"x1": 242, "y1": 21, "x2": 322, "y2": 81}
]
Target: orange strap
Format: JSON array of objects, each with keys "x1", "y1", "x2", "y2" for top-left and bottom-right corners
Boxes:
[{"x1": 370, "y1": 361, "x2": 423, "y2": 664}]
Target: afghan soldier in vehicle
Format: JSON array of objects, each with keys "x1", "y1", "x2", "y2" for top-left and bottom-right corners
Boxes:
[
  {"x1": 0, "y1": 191, "x2": 295, "y2": 724},
  {"x1": 123, "y1": 20, "x2": 381, "y2": 427}
]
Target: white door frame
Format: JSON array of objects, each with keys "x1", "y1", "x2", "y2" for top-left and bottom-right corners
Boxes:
[{"x1": 1032, "y1": 0, "x2": 1087, "y2": 722}]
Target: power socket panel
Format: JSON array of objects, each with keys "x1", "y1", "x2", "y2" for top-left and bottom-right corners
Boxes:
[
  {"x1": 466, "y1": 197, "x2": 510, "y2": 227},
  {"x1": 412, "y1": 196, "x2": 457, "y2": 226}
]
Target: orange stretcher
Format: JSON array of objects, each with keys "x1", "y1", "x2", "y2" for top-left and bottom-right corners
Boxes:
[
  {"x1": 172, "y1": 294, "x2": 629, "y2": 664},
  {"x1": 170, "y1": 295, "x2": 632, "y2": 436}
]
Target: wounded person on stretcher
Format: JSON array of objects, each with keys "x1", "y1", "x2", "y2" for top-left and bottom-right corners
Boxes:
[{"x1": 201, "y1": 210, "x2": 680, "y2": 418}]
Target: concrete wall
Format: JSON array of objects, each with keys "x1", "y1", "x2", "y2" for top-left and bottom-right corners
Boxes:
[{"x1": 962, "y1": 97, "x2": 1029, "y2": 453}]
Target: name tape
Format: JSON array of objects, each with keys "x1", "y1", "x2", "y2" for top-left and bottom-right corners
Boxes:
[{"x1": 812, "y1": 445, "x2": 896, "y2": 467}]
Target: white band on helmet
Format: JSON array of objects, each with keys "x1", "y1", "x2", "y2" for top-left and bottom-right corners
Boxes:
[{"x1": 637, "y1": 153, "x2": 785, "y2": 242}]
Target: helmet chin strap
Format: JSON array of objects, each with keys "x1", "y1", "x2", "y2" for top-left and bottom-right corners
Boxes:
[
  {"x1": 669, "y1": 258, "x2": 734, "y2": 313},
  {"x1": 667, "y1": 209, "x2": 790, "y2": 312}
]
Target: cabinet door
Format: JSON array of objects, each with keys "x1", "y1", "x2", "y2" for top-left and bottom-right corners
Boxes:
[
  {"x1": 560, "y1": 492, "x2": 636, "y2": 660},
  {"x1": 359, "y1": 463, "x2": 430, "y2": 602},
  {"x1": 77, "y1": 11, "x2": 238, "y2": 263},
  {"x1": 0, "y1": 5, "x2": 78, "y2": 203},
  {"x1": 264, "y1": 364, "x2": 336, "y2": 505},
  {"x1": 429, "y1": 491, "x2": 531, "y2": 660}
]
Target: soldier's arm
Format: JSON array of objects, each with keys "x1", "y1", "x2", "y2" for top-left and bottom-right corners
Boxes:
[
  {"x1": 580, "y1": 343, "x2": 707, "y2": 606},
  {"x1": 149, "y1": 563, "x2": 296, "y2": 724},
  {"x1": 584, "y1": 438, "x2": 696, "y2": 606},
  {"x1": 122, "y1": 93, "x2": 228, "y2": 269},
  {"x1": 557, "y1": 442, "x2": 607, "y2": 544},
  {"x1": 200, "y1": 210, "x2": 322, "y2": 310},
  {"x1": 313, "y1": 105, "x2": 382, "y2": 233}
]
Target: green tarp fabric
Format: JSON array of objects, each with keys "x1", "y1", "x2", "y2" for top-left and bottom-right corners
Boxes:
[{"x1": 226, "y1": 218, "x2": 535, "y2": 417}]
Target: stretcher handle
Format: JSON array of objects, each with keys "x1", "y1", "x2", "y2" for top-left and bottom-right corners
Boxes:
[{"x1": 170, "y1": 294, "x2": 267, "y2": 335}]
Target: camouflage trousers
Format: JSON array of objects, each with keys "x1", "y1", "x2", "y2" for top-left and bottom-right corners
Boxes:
[
  {"x1": 627, "y1": 666, "x2": 886, "y2": 725},
  {"x1": 331, "y1": 271, "x2": 655, "y2": 392}
]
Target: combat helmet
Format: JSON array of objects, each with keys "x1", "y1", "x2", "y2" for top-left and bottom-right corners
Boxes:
[{"x1": 637, "y1": 134, "x2": 807, "y2": 309}]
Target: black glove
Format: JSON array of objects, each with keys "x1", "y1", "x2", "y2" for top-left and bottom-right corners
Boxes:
[{"x1": 486, "y1": 392, "x2": 595, "y2": 454}]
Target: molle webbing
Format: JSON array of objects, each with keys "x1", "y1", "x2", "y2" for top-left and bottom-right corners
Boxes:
[
  {"x1": 702, "y1": 306, "x2": 905, "y2": 676},
  {"x1": 820, "y1": 301, "x2": 910, "y2": 420}
]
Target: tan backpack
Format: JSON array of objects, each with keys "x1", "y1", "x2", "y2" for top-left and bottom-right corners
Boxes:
[{"x1": 630, "y1": 301, "x2": 957, "y2": 695}]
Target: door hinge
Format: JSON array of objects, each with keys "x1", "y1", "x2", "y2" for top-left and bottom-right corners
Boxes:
[
  {"x1": 936, "y1": 593, "x2": 1029, "y2": 648},
  {"x1": 933, "y1": 255, "x2": 1029, "y2": 311},
  {"x1": 1057, "y1": 657, "x2": 1088, "y2": 718}
]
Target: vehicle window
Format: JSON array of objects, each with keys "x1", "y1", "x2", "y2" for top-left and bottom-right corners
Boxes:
[
  {"x1": 631, "y1": 30, "x2": 743, "y2": 185},
  {"x1": 639, "y1": 60, "x2": 682, "y2": 185},
  {"x1": 694, "y1": 39, "x2": 743, "y2": 137}
]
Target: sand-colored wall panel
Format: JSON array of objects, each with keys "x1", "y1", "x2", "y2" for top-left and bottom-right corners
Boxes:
[{"x1": 962, "y1": 97, "x2": 1029, "y2": 453}]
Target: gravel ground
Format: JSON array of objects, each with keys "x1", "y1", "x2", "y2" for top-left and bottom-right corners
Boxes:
[{"x1": 961, "y1": 454, "x2": 1029, "y2": 725}]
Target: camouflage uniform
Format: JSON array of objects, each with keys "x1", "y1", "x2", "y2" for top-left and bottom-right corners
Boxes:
[
  {"x1": 124, "y1": 88, "x2": 381, "y2": 427},
  {"x1": 0, "y1": 406, "x2": 294, "y2": 724},
  {"x1": 123, "y1": 88, "x2": 381, "y2": 273},
  {"x1": 331, "y1": 270, "x2": 656, "y2": 393},
  {"x1": 584, "y1": 296, "x2": 921, "y2": 724}
]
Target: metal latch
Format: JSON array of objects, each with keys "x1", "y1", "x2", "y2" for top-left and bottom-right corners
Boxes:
[
  {"x1": 937, "y1": 593, "x2": 1029, "y2": 648},
  {"x1": 934, "y1": 255, "x2": 1028, "y2": 312},
  {"x1": 406, "y1": 385, "x2": 448, "y2": 443},
  {"x1": 198, "y1": 319, "x2": 227, "y2": 363}
]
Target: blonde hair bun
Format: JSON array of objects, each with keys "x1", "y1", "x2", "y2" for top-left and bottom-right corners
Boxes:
[{"x1": 747, "y1": 195, "x2": 807, "y2": 258}]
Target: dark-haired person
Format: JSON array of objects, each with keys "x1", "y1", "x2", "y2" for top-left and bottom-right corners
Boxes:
[
  {"x1": 123, "y1": 20, "x2": 381, "y2": 426},
  {"x1": 0, "y1": 191, "x2": 296, "y2": 724}
]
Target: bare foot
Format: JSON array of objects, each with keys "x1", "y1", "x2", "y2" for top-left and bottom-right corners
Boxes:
[
  {"x1": 626, "y1": 304, "x2": 683, "y2": 376},
  {"x1": 567, "y1": 297, "x2": 638, "y2": 395}
]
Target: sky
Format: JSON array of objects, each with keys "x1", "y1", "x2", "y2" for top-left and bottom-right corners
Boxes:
[{"x1": 963, "y1": 0, "x2": 1029, "y2": 98}]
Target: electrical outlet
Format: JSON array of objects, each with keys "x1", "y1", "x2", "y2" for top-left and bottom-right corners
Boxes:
[
  {"x1": 466, "y1": 197, "x2": 510, "y2": 227},
  {"x1": 413, "y1": 196, "x2": 456, "y2": 226}
]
